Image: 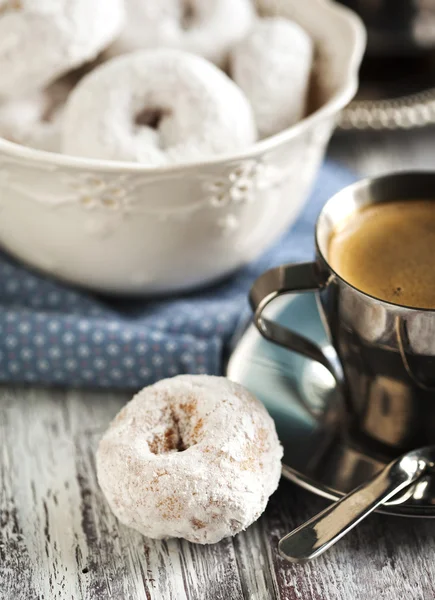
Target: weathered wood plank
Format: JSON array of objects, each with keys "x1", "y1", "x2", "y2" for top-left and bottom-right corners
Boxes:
[
  {"x1": 0, "y1": 387, "x2": 87, "y2": 600},
  {"x1": 0, "y1": 394, "x2": 38, "y2": 600},
  {"x1": 233, "y1": 515, "x2": 277, "y2": 600}
]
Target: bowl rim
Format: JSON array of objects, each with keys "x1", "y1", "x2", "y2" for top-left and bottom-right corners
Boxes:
[{"x1": 0, "y1": 0, "x2": 366, "y2": 175}]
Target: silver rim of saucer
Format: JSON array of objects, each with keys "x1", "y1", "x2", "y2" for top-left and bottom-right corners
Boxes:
[{"x1": 339, "y1": 87, "x2": 435, "y2": 131}]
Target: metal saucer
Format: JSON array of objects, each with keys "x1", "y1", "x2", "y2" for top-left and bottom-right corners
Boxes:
[
  {"x1": 338, "y1": 54, "x2": 435, "y2": 130},
  {"x1": 227, "y1": 293, "x2": 435, "y2": 517}
]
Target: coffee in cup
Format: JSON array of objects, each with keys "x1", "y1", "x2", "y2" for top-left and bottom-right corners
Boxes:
[{"x1": 328, "y1": 200, "x2": 435, "y2": 309}]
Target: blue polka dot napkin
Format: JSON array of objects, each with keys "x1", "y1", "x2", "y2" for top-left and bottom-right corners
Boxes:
[{"x1": 0, "y1": 161, "x2": 355, "y2": 389}]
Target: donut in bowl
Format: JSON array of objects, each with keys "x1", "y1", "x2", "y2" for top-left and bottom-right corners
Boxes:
[
  {"x1": 0, "y1": 75, "x2": 77, "y2": 152},
  {"x1": 230, "y1": 17, "x2": 313, "y2": 138},
  {"x1": 96, "y1": 375, "x2": 283, "y2": 544},
  {"x1": 109, "y1": 0, "x2": 255, "y2": 67},
  {"x1": 61, "y1": 49, "x2": 257, "y2": 165},
  {"x1": 0, "y1": 0, "x2": 124, "y2": 98}
]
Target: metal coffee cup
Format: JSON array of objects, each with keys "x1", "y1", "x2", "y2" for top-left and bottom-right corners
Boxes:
[{"x1": 250, "y1": 172, "x2": 435, "y2": 455}]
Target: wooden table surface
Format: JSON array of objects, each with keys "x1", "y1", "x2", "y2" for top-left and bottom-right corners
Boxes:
[{"x1": 2, "y1": 128, "x2": 435, "y2": 600}]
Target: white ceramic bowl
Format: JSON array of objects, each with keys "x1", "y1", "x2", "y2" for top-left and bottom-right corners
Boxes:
[{"x1": 0, "y1": 0, "x2": 365, "y2": 295}]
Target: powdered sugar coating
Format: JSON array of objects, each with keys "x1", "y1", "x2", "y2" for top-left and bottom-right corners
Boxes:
[
  {"x1": 109, "y1": 0, "x2": 255, "y2": 67},
  {"x1": 61, "y1": 49, "x2": 257, "y2": 165},
  {"x1": 0, "y1": 77, "x2": 75, "y2": 152},
  {"x1": 230, "y1": 17, "x2": 313, "y2": 138},
  {"x1": 0, "y1": 0, "x2": 124, "y2": 99},
  {"x1": 96, "y1": 375, "x2": 283, "y2": 544}
]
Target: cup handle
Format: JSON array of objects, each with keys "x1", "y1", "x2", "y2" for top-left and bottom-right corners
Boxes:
[{"x1": 249, "y1": 262, "x2": 341, "y2": 383}]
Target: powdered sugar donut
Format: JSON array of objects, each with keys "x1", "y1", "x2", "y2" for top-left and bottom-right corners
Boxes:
[
  {"x1": 230, "y1": 17, "x2": 313, "y2": 138},
  {"x1": 0, "y1": 0, "x2": 124, "y2": 99},
  {"x1": 0, "y1": 76, "x2": 76, "y2": 152},
  {"x1": 109, "y1": 0, "x2": 255, "y2": 66},
  {"x1": 61, "y1": 49, "x2": 257, "y2": 165},
  {"x1": 96, "y1": 375, "x2": 282, "y2": 544}
]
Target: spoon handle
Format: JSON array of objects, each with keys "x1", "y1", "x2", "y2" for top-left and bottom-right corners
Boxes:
[{"x1": 279, "y1": 453, "x2": 429, "y2": 563}]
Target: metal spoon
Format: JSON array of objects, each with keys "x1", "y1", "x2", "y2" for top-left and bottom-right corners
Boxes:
[{"x1": 279, "y1": 446, "x2": 435, "y2": 564}]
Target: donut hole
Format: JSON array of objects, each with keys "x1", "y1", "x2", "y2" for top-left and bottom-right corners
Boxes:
[
  {"x1": 147, "y1": 404, "x2": 202, "y2": 454},
  {"x1": 148, "y1": 424, "x2": 187, "y2": 454},
  {"x1": 0, "y1": 0, "x2": 22, "y2": 15},
  {"x1": 135, "y1": 107, "x2": 170, "y2": 130},
  {"x1": 180, "y1": 0, "x2": 196, "y2": 30}
]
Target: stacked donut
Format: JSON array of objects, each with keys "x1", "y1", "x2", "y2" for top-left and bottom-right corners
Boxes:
[
  {"x1": 0, "y1": 0, "x2": 314, "y2": 165},
  {"x1": 0, "y1": 0, "x2": 124, "y2": 151}
]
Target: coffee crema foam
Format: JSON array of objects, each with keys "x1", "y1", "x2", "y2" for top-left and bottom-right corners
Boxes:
[{"x1": 328, "y1": 200, "x2": 435, "y2": 309}]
